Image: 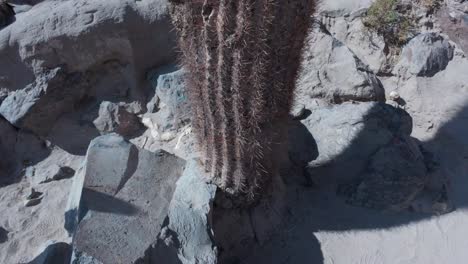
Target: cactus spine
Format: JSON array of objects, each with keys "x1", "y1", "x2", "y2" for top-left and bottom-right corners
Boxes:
[{"x1": 169, "y1": 0, "x2": 315, "y2": 202}]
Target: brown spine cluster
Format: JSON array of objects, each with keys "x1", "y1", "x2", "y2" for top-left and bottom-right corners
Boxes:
[{"x1": 169, "y1": 0, "x2": 315, "y2": 201}]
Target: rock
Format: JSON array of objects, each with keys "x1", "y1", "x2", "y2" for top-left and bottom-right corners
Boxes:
[
  {"x1": 295, "y1": 102, "x2": 412, "y2": 185},
  {"x1": 394, "y1": 33, "x2": 455, "y2": 78},
  {"x1": 298, "y1": 27, "x2": 385, "y2": 103},
  {"x1": 153, "y1": 159, "x2": 217, "y2": 264},
  {"x1": 318, "y1": 15, "x2": 387, "y2": 73},
  {"x1": 0, "y1": 67, "x2": 89, "y2": 136},
  {"x1": 143, "y1": 68, "x2": 190, "y2": 140},
  {"x1": 93, "y1": 101, "x2": 143, "y2": 138},
  {"x1": 8, "y1": 2, "x2": 32, "y2": 14},
  {"x1": 71, "y1": 134, "x2": 186, "y2": 264},
  {"x1": 0, "y1": 0, "x2": 176, "y2": 135},
  {"x1": 64, "y1": 165, "x2": 85, "y2": 236},
  {"x1": 339, "y1": 136, "x2": 429, "y2": 211},
  {"x1": 24, "y1": 187, "x2": 43, "y2": 207},
  {"x1": 291, "y1": 104, "x2": 308, "y2": 120},
  {"x1": 28, "y1": 241, "x2": 72, "y2": 264}
]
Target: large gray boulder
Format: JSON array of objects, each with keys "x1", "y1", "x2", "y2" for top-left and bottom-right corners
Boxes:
[
  {"x1": 69, "y1": 135, "x2": 217, "y2": 264},
  {"x1": 394, "y1": 33, "x2": 455, "y2": 78},
  {"x1": 0, "y1": 0, "x2": 176, "y2": 135},
  {"x1": 295, "y1": 102, "x2": 412, "y2": 183},
  {"x1": 292, "y1": 101, "x2": 434, "y2": 210},
  {"x1": 150, "y1": 160, "x2": 217, "y2": 264},
  {"x1": 0, "y1": 67, "x2": 88, "y2": 135},
  {"x1": 71, "y1": 134, "x2": 186, "y2": 264},
  {"x1": 298, "y1": 27, "x2": 385, "y2": 103}
]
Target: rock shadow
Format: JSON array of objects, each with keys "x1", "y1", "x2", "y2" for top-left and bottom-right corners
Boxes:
[
  {"x1": 27, "y1": 242, "x2": 72, "y2": 264},
  {"x1": 80, "y1": 188, "x2": 139, "y2": 216}
]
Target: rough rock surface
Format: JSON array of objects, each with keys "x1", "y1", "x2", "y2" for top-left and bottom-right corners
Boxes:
[
  {"x1": 150, "y1": 159, "x2": 217, "y2": 264},
  {"x1": 71, "y1": 134, "x2": 186, "y2": 264},
  {"x1": 394, "y1": 33, "x2": 455, "y2": 77},
  {"x1": 93, "y1": 101, "x2": 143, "y2": 137},
  {"x1": 142, "y1": 67, "x2": 190, "y2": 141},
  {"x1": 298, "y1": 26, "x2": 385, "y2": 103},
  {"x1": 0, "y1": 0, "x2": 176, "y2": 135},
  {"x1": 296, "y1": 102, "x2": 412, "y2": 182}
]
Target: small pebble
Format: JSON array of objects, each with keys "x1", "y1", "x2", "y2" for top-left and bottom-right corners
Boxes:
[{"x1": 389, "y1": 91, "x2": 400, "y2": 101}]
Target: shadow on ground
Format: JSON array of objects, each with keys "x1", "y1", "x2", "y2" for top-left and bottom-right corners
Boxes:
[{"x1": 229, "y1": 102, "x2": 468, "y2": 264}]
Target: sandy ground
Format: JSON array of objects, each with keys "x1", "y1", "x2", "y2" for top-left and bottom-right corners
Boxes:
[{"x1": 0, "y1": 148, "x2": 82, "y2": 263}]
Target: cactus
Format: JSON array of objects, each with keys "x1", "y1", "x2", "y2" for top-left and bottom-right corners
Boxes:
[{"x1": 169, "y1": 0, "x2": 315, "y2": 202}]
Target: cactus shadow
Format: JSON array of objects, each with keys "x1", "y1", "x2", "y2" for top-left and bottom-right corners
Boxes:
[{"x1": 249, "y1": 102, "x2": 468, "y2": 263}]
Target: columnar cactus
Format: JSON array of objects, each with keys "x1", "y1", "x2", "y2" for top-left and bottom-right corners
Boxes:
[{"x1": 169, "y1": 0, "x2": 315, "y2": 202}]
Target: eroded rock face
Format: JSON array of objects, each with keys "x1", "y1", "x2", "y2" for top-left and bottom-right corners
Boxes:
[
  {"x1": 298, "y1": 27, "x2": 385, "y2": 103},
  {"x1": 0, "y1": 117, "x2": 17, "y2": 183},
  {"x1": 0, "y1": 0, "x2": 176, "y2": 135},
  {"x1": 69, "y1": 135, "x2": 217, "y2": 264},
  {"x1": 290, "y1": 101, "x2": 437, "y2": 211},
  {"x1": 153, "y1": 159, "x2": 217, "y2": 264}
]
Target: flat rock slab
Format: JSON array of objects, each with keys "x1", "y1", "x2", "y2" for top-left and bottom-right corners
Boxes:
[{"x1": 71, "y1": 134, "x2": 186, "y2": 264}]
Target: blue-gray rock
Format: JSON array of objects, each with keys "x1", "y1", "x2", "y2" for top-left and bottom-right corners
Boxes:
[
  {"x1": 294, "y1": 102, "x2": 412, "y2": 185},
  {"x1": 394, "y1": 33, "x2": 455, "y2": 77},
  {"x1": 293, "y1": 101, "x2": 433, "y2": 211},
  {"x1": 92, "y1": 101, "x2": 143, "y2": 138},
  {"x1": 135, "y1": 160, "x2": 218, "y2": 264},
  {"x1": 71, "y1": 134, "x2": 186, "y2": 264},
  {"x1": 143, "y1": 67, "x2": 190, "y2": 140},
  {"x1": 158, "y1": 159, "x2": 217, "y2": 264},
  {"x1": 0, "y1": 68, "x2": 88, "y2": 136}
]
